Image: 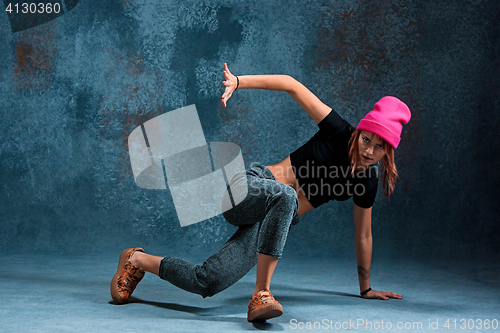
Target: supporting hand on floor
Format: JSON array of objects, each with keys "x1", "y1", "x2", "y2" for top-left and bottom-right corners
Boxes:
[{"x1": 362, "y1": 289, "x2": 402, "y2": 300}]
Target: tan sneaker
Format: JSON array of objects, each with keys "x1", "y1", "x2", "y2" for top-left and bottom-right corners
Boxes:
[
  {"x1": 110, "y1": 248, "x2": 145, "y2": 304},
  {"x1": 247, "y1": 289, "x2": 283, "y2": 322}
]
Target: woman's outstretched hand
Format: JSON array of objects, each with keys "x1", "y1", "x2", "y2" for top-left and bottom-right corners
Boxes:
[
  {"x1": 362, "y1": 289, "x2": 402, "y2": 300},
  {"x1": 221, "y1": 63, "x2": 238, "y2": 107}
]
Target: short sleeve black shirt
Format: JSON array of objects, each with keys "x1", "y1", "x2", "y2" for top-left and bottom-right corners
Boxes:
[{"x1": 289, "y1": 108, "x2": 379, "y2": 208}]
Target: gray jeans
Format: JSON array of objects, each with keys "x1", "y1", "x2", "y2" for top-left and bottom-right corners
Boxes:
[{"x1": 158, "y1": 163, "x2": 300, "y2": 298}]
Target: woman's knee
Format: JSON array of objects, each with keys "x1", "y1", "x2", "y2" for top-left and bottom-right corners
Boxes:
[
  {"x1": 268, "y1": 185, "x2": 299, "y2": 213},
  {"x1": 195, "y1": 262, "x2": 243, "y2": 298},
  {"x1": 194, "y1": 265, "x2": 221, "y2": 298}
]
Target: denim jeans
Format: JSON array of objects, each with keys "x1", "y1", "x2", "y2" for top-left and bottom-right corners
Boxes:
[{"x1": 158, "y1": 163, "x2": 300, "y2": 298}]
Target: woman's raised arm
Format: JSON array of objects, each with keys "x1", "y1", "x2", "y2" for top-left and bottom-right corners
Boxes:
[{"x1": 222, "y1": 63, "x2": 331, "y2": 124}]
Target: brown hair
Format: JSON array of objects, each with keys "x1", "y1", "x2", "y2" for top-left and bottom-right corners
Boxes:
[{"x1": 348, "y1": 128, "x2": 398, "y2": 198}]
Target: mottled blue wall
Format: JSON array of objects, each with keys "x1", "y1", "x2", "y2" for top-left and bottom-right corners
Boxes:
[{"x1": 0, "y1": 0, "x2": 498, "y2": 261}]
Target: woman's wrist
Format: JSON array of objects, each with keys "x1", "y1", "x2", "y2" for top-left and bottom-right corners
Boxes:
[{"x1": 360, "y1": 287, "x2": 372, "y2": 297}]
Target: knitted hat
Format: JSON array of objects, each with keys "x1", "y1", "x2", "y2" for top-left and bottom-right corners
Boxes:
[{"x1": 357, "y1": 96, "x2": 411, "y2": 148}]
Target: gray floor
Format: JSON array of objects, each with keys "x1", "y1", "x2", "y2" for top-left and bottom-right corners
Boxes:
[{"x1": 2, "y1": 254, "x2": 499, "y2": 332}]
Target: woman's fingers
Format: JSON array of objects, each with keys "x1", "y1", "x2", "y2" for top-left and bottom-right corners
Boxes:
[
  {"x1": 224, "y1": 63, "x2": 232, "y2": 75},
  {"x1": 222, "y1": 63, "x2": 236, "y2": 107},
  {"x1": 388, "y1": 291, "x2": 402, "y2": 299},
  {"x1": 364, "y1": 290, "x2": 402, "y2": 300},
  {"x1": 222, "y1": 86, "x2": 231, "y2": 99},
  {"x1": 381, "y1": 291, "x2": 402, "y2": 300},
  {"x1": 222, "y1": 87, "x2": 232, "y2": 107},
  {"x1": 379, "y1": 291, "x2": 389, "y2": 300},
  {"x1": 223, "y1": 63, "x2": 235, "y2": 82}
]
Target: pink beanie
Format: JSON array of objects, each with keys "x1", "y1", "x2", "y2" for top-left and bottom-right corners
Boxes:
[{"x1": 357, "y1": 96, "x2": 411, "y2": 148}]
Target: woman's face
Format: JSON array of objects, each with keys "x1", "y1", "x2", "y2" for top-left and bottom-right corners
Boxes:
[{"x1": 357, "y1": 130, "x2": 386, "y2": 167}]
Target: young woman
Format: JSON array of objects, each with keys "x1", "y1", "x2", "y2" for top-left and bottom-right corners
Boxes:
[{"x1": 110, "y1": 63, "x2": 410, "y2": 322}]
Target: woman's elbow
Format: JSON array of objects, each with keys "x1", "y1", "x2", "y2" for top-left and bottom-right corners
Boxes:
[
  {"x1": 355, "y1": 234, "x2": 373, "y2": 243},
  {"x1": 283, "y1": 75, "x2": 297, "y2": 93}
]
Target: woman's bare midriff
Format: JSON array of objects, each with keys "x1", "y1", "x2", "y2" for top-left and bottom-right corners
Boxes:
[{"x1": 266, "y1": 156, "x2": 314, "y2": 217}]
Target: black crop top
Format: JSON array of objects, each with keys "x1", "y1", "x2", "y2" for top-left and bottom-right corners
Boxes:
[{"x1": 289, "y1": 108, "x2": 379, "y2": 209}]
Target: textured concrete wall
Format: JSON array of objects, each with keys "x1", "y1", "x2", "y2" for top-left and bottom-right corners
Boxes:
[{"x1": 0, "y1": 0, "x2": 498, "y2": 261}]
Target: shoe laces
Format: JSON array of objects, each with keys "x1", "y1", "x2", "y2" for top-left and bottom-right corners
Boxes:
[
  {"x1": 249, "y1": 290, "x2": 275, "y2": 308},
  {"x1": 117, "y1": 262, "x2": 143, "y2": 293}
]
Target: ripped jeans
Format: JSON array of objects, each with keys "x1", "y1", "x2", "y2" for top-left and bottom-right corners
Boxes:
[{"x1": 158, "y1": 163, "x2": 300, "y2": 298}]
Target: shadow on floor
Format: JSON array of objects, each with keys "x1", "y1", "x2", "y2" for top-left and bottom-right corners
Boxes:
[
  {"x1": 111, "y1": 297, "x2": 287, "y2": 331},
  {"x1": 117, "y1": 296, "x2": 226, "y2": 315}
]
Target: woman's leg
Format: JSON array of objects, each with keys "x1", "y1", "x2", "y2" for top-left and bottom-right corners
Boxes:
[
  {"x1": 133, "y1": 230, "x2": 287, "y2": 299},
  {"x1": 227, "y1": 174, "x2": 298, "y2": 295},
  {"x1": 153, "y1": 171, "x2": 298, "y2": 299},
  {"x1": 224, "y1": 166, "x2": 299, "y2": 321},
  {"x1": 130, "y1": 251, "x2": 161, "y2": 275},
  {"x1": 225, "y1": 166, "x2": 299, "y2": 258},
  {"x1": 111, "y1": 164, "x2": 299, "y2": 316},
  {"x1": 157, "y1": 222, "x2": 260, "y2": 298},
  {"x1": 110, "y1": 223, "x2": 260, "y2": 304},
  {"x1": 254, "y1": 254, "x2": 278, "y2": 296}
]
